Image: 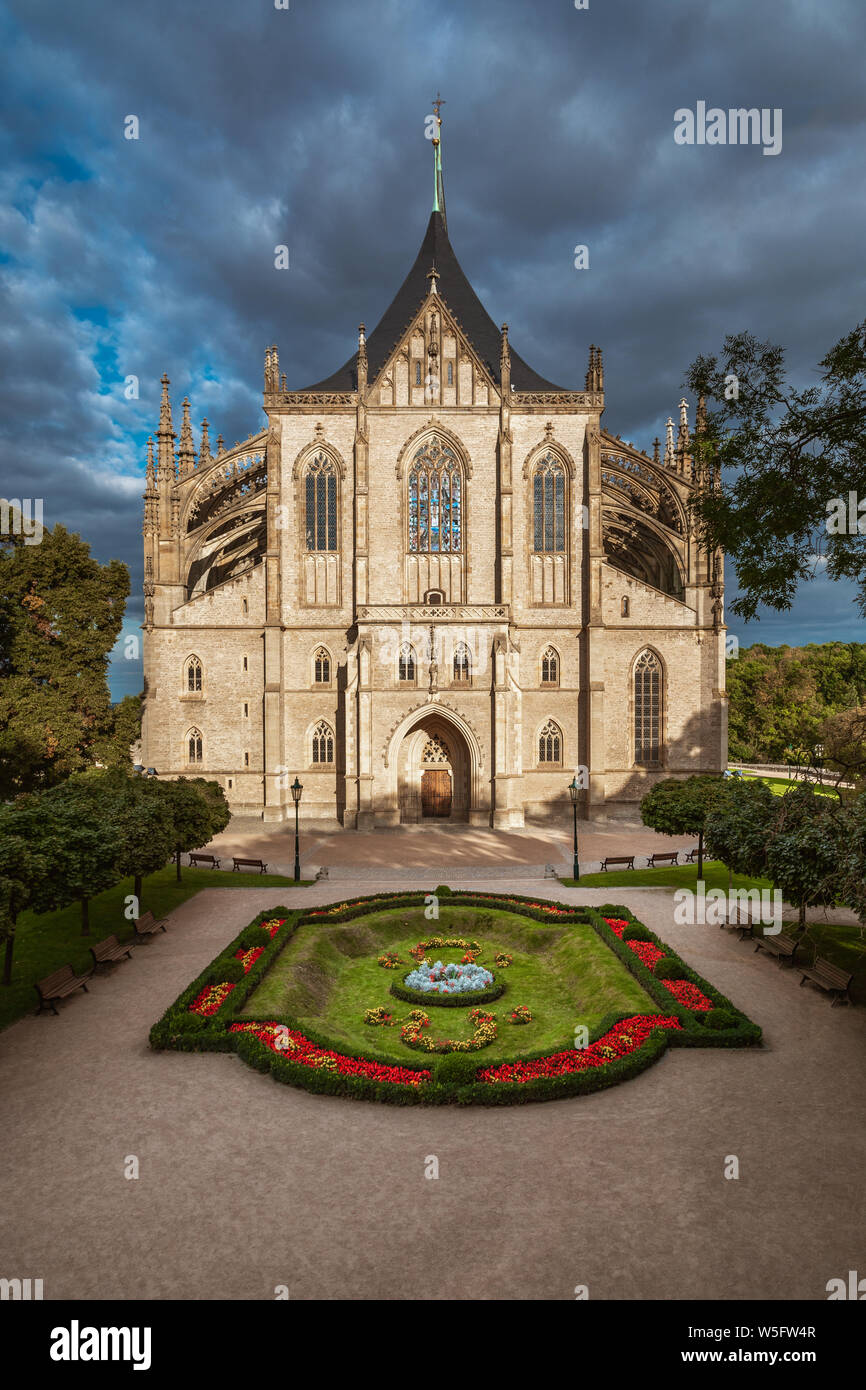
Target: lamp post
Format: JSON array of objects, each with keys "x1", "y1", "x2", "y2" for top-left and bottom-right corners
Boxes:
[
  {"x1": 291, "y1": 777, "x2": 303, "y2": 882},
  {"x1": 568, "y1": 777, "x2": 580, "y2": 883}
]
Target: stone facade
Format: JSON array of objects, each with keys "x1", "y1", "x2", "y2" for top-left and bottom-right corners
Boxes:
[{"x1": 141, "y1": 182, "x2": 727, "y2": 827}]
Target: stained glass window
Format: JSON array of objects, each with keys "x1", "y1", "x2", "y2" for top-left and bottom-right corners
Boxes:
[
  {"x1": 187, "y1": 728, "x2": 203, "y2": 763},
  {"x1": 305, "y1": 454, "x2": 338, "y2": 552},
  {"x1": 533, "y1": 454, "x2": 566, "y2": 553},
  {"x1": 408, "y1": 437, "x2": 462, "y2": 554},
  {"x1": 186, "y1": 657, "x2": 202, "y2": 692},
  {"x1": 538, "y1": 720, "x2": 562, "y2": 763},
  {"x1": 634, "y1": 650, "x2": 661, "y2": 766},
  {"x1": 541, "y1": 647, "x2": 558, "y2": 685},
  {"x1": 399, "y1": 644, "x2": 416, "y2": 682},
  {"x1": 312, "y1": 720, "x2": 334, "y2": 764},
  {"x1": 314, "y1": 648, "x2": 330, "y2": 684}
]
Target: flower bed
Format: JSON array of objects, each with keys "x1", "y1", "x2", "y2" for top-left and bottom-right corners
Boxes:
[
  {"x1": 404, "y1": 959, "x2": 494, "y2": 995},
  {"x1": 151, "y1": 894, "x2": 761, "y2": 1105}
]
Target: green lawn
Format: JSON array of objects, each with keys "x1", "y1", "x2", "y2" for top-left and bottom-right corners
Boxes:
[
  {"x1": 1, "y1": 865, "x2": 308, "y2": 1033},
  {"x1": 737, "y1": 774, "x2": 838, "y2": 798},
  {"x1": 561, "y1": 861, "x2": 774, "y2": 891},
  {"x1": 239, "y1": 905, "x2": 660, "y2": 1061}
]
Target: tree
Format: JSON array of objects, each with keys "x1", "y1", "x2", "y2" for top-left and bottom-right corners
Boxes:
[
  {"x1": 818, "y1": 705, "x2": 866, "y2": 790},
  {"x1": 763, "y1": 782, "x2": 846, "y2": 931},
  {"x1": 639, "y1": 774, "x2": 728, "y2": 880},
  {"x1": 27, "y1": 780, "x2": 125, "y2": 935},
  {"x1": 0, "y1": 801, "x2": 50, "y2": 985},
  {"x1": 153, "y1": 778, "x2": 229, "y2": 881},
  {"x1": 93, "y1": 769, "x2": 176, "y2": 907},
  {"x1": 685, "y1": 321, "x2": 866, "y2": 621},
  {"x1": 704, "y1": 777, "x2": 777, "y2": 889},
  {"x1": 0, "y1": 522, "x2": 131, "y2": 797}
]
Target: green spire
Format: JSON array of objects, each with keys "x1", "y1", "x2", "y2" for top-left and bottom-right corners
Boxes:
[{"x1": 432, "y1": 93, "x2": 446, "y2": 227}]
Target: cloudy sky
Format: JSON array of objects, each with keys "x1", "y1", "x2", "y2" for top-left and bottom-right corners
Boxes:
[{"x1": 1, "y1": 0, "x2": 863, "y2": 698}]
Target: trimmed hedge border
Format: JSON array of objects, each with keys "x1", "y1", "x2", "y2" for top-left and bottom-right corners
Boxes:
[
  {"x1": 390, "y1": 978, "x2": 505, "y2": 1008},
  {"x1": 150, "y1": 891, "x2": 762, "y2": 1103}
]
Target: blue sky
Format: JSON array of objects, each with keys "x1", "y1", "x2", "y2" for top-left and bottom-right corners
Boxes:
[{"x1": 0, "y1": 0, "x2": 863, "y2": 701}]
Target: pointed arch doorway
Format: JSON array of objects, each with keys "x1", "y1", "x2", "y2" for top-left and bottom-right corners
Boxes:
[{"x1": 397, "y1": 714, "x2": 470, "y2": 824}]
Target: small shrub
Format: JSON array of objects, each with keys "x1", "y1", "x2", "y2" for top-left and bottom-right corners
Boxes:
[
  {"x1": 239, "y1": 924, "x2": 272, "y2": 949},
  {"x1": 653, "y1": 959, "x2": 688, "y2": 981},
  {"x1": 622, "y1": 924, "x2": 652, "y2": 942},
  {"x1": 702, "y1": 1008, "x2": 739, "y2": 1031},
  {"x1": 206, "y1": 958, "x2": 245, "y2": 985},
  {"x1": 433, "y1": 885, "x2": 452, "y2": 897},
  {"x1": 436, "y1": 1052, "x2": 480, "y2": 1086}
]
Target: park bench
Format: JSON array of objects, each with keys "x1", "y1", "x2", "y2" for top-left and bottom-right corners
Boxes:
[
  {"x1": 232, "y1": 857, "x2": 268, "y2": 874},
  {"x1": 599, "y1": 855, "x2": 635, "y2": 872},
  {"x1": 132, "y1": 910, "x2": 168, "y2": 942},
  {"x1": 682, "y1": 848, "x2": 699, "y2": 863},
  {"x1": 754, "y1": 931, "x2": 799, "y2": 965},
  {"x1": 89, "y1": 934, "x2": 134, "y2": 969},
  {"x1": 189, "y1": 852, "x2": 221, "y2": 869},
  {"x1": 34, "y1": 964, "x2": 92, "y2": 1016},
  {"x1": 799, "y1": 957, "x2": 853, "y2": 1006},
  {"x1": 647, "y1": 851, "x2": 679, "y2": 868}
]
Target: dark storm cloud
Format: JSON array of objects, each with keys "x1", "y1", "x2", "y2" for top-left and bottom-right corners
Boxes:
[{"x1": 1, "y1": 0, "x2": 864, "y2": 697}]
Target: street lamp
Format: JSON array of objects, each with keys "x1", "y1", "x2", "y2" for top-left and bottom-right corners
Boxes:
[
  {"x1": 291, "y1": 777, "x2": 304, "y2": 882},
  {"x1": 568, "y1": 777, "x2": 580, "y2": 883}
]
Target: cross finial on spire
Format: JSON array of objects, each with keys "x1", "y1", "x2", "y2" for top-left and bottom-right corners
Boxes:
[{"x1": 432, "y1": 92, "x2": 446, "y2": 119}]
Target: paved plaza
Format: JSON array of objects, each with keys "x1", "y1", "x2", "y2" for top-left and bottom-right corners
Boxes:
[{"x1": 2, "y1": 857, "x2": 864, "y2": 1301}]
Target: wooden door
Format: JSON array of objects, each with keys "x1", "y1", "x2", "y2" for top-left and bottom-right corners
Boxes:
[{"x1": 421, "y1": 769, "x2": 452, "y2": 818}]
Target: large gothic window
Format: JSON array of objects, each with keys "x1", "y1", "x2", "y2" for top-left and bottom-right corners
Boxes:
[
  {"x1": 634, "y1": 650, "x2": 662, "y2": 766},
  {"x1": 538, "y1": 719, "x2": 563, "y2": 764},
  {"x1": 408, "y1": 437, "x2": 462, "y2": 554},
  {"x1": 311, "y1": 720, "x2": 335, "y2": 765},
  {"x1": 305, "y1": 454, "x2": 338, "y2": 552},
  {"x1": 533, "y1": 454, "x2": 566, "y2": 553}
]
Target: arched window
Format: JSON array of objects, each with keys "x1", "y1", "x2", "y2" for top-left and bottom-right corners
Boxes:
[
  {"x1": 453, "y1": 641, "x2": 471, "y2": 683},
  {"x1": 408, "y1": 436, "x2": 462, "y2": 554},
  {"x1": 634, "y1": 650, "x2": 662, "y2": 766},
  {"x1": 538, "y1": 720, "x2": 562, "y2": 764},
  {"x1": 311, "y1": 720, "x2": 334, "y2": 765},
  {"x1": 304, "y1": 454, "x2": 338, "y2": 552},
  {"x1": 532, "y1": 453, "x2": 566, "y2": 553},
  {"x1": 187, "y1": 728, "x2": 203, "y2": 763},
  {"x1": 541, "y1": 647, "x2": 559, "y2": 686},
  {"x1": 621, "y1": 596, "x2": 630, "y2": 618},
  {"x1": 313, "y1": 648, "x2": 331, "y2": 684},
  {"x1": 186, "y1": 656, "x2": 202, "y2": 692},
  {"x1": 398, "y1": 644, "x2": 416, "y2": 682}
]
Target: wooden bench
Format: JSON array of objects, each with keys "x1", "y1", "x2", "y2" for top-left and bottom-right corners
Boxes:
[
  {"x1": 754, "y1": 931, "x2": 799, "y2": 965},
  {"x1": 599, "y1": 855, "x2": 635, "y2": 872},
  {"x1": 799, "y1": 957, "x2": 853, "y2": 1006},
  {"x1": 232, "y1": 857, "x2": 268, "y2": 874},
  {"x1": 682, "y1": 848, "x2": 699, "y2": 864},
  {"x1": 90, "y1": 934, "x2": 134, "y2": 968},
  {"x1": 132, "y1": 910, "x2": 168, "y2": 941},
  {"x1": 648, "y1": 851, "x2": 679, "y2": 868},
  {"x1": 189, "y1": 852, "x2": 221, "y2": 869},
  {"x1": 35, "y1": 964, "x2": 92, "y2": 1016}
]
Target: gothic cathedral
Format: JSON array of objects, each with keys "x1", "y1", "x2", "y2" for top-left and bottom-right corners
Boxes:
[{"x1": 141, "y1": 119, "x2": 727, "y2": 827}]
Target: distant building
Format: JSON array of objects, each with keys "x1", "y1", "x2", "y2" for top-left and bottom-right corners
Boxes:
[{"x1": 141, "y1": 115, "x2": 726, "y2": 825}]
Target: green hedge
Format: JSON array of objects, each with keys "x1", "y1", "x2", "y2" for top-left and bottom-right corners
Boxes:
[
  {"x1": 389, "y1": 979, "x2": 505, "y2": 1007},
  {"x1": 150, "y1": 892, "x2": 762, "y2": 1102}
]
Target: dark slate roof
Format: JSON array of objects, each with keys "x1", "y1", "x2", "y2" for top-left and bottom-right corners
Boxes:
[{"x1": 300, "y1": 210, "x2": 568, "y2": 393}]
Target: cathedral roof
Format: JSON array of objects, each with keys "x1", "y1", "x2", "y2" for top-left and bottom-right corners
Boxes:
[{"x1": 301, "y1": 208, "x2": 568, "y2": 394}]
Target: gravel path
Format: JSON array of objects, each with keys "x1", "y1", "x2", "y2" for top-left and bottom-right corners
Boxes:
[{"x1": 2, "y1": 879, "x2": 863, "y2": 1301}]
